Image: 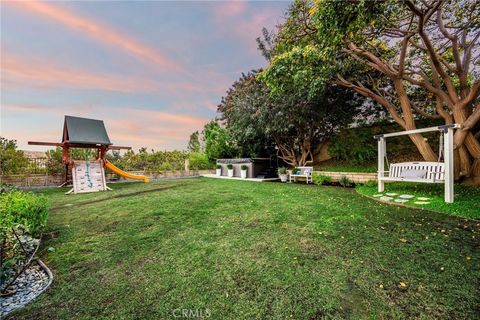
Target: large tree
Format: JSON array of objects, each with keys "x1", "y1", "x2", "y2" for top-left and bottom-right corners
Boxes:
[
  {"x1": 187, "y1": 131, "x2": 201, "y2": 153},
  {"x1": 0, "y1": 137, "x2": 28, "y2": 175},
  {"x1": 219, "y1": 71, "x2": 364, "y2": 166},
  {"x1": 217, "y1": 72, "x2": 277, "y2": 158},
  {"x1": 261, "y1": 0, "x2": 480, "y2": 183},
  {"x1": 202, "y1": 121, "x2": 238, "y2": 162}
]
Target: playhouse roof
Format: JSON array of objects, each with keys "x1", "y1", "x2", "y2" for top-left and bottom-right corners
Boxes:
[{"x1": 62, "y1": 115, "x2": 112, "y2": 145}]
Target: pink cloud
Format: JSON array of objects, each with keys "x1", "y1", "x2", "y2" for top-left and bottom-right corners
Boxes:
[
  {"x1": 6, "y1": 1, "x2": 182, "y2": 71},
  {"x1": 1, "y1": 54, "x2": 159, "y2": 92},
  {"x1": 104, "y1": 108, "x2": 210, "y2": 149},
  {"x1": 234, "y1": 11, "x2": 279, "y2": 54},
  {"x1": 211, "y1": 1, "x2": 248, "y2": 22},
  {"x1": 209, "y1": 3, "x2": 280, "y2": 56},
  {"x1": 1, "y1": 53, "x2": 227, "y2": 96}
]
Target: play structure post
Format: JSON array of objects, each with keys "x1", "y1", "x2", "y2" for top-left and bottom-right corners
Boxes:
[
  {"x1": 377, "y1": 137, "x2": 385, "y2": 192},
  {"x1": 444, "y1": 127, "x2": 454, "y2": 203}
]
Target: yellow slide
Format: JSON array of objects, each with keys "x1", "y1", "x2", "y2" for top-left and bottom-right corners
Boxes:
[{"x1": 105, "y1": 160, "x2": 149, "y2": 183}]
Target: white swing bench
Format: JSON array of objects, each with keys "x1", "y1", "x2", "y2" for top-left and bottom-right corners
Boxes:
[
  {"x1": 374, "y1": 124, "x2": 460, "y2": 203},
  {"x1": 379, "y1": 162, "x2": 445, "y2": 183}
]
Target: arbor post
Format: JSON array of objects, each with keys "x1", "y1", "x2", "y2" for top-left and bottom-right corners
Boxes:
[
  {"x1": 377, "y1": 137, "x2": 385, "y2": 192},
  {"x1": 444, "y1": 127, "x2": 454, "y2": 203}
]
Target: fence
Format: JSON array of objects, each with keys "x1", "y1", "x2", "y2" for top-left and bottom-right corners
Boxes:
[{"x1": 1, "y1": 169, "x2": 215, "y2": 188}]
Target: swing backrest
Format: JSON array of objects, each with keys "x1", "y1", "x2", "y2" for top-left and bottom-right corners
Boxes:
[{"x1": 389, "y1": 162, "x2": 445, "y2": 181}]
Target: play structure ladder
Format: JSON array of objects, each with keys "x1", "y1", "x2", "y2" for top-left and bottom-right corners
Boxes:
[{"x1": 69, "y1": 160, "x2": 107, "y2": 194}]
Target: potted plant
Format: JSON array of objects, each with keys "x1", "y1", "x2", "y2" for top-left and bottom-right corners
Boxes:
[
  {"x1": 227, "y1": 164, "x2": 234, "y2": 177},
  {"x1": 240, "y1": 165, "x2": 248, "y2": 179},
  {"x1": 278, "y1": 167, "x2": 288, "y2": 182},
  {"x1": 216, "y1": 164, "x2": 222, "y2": 176}
]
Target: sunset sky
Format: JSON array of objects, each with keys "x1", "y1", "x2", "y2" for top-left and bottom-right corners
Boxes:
[{"x1": 1, "y1": 1, "x2": 289, "y2": 151}]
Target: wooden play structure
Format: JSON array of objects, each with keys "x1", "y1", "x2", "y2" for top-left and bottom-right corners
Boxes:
[
  {"x1": 29, "y1": 115, "x2": 148, "y2": 194},
  {"x1": 374, "y1": 124, "x2": 459, "y2": 203}
]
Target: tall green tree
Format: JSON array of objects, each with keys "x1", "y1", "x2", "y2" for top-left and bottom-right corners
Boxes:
[
  {"x1": 218, "y1": 71, "x2": 277, "y2": 158},
  {"x1": 261, "y1": 0, "x2": 480, "y2": 182},
  {"x1": 0, "y1": 137, "x2": 29, "y2": 175},
  {"x1": 187, "y1": 131, "x2": 201, "y2": 153},
  {"x1": 202, "y1": 121, "x2": 237, "y2": 161},
  {"x1": 219, "y1": 71, "x2": 365, "y2": 166}
]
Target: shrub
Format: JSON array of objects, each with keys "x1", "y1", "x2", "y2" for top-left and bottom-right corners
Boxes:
[
  {"x1": 0, "y1": 189, "x2": 48, "y2": 290},
  {"x1": 0, "y1": 183, "x2": 17, "y2": 194},
  {"x1": 363, "y1": 180, "x2": 377, "y2": 187},
  {"x1": 329, "y1": 130, "x2": 376, "y2": 164},
  {"x1": 241, "y1": 165, "x2": 248, "y2": 170},
  {"x1": 278, "y1": 167, "x2": 287, "y2": 175},
  {"x1": 0, "y1": 190, "x2": 49, "y2": 235},
  {"x1": 313, "y1": 174, "x2": 332, "y2": 186},
  {"x1": 227, "y1": 164, "x2": 233, "y2": 169},
  {"x1": 216, "y1": 164, "x2": 222, "y2": 169},
  {"x1": 338, "y1": 176, "x2": 353, "y2": 187},
  {"x1": 188, "y1": 152, "x2": 211, "y2": 170},
  {"x1": 0, "y1": 137, "x2": 29, "y2": 175}
]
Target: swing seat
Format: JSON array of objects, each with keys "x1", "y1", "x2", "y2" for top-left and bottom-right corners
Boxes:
[{"x1": 379, "y1": 162, "x2": 445, "y2": 183}]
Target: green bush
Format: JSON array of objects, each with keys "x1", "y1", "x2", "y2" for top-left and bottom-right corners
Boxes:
[
  {"x1": 0, "y1": 190, "x2": 49, "y2": 235},
  {"x1": 363, "y1": 180, "x2": 377, "y2": 187},
  {"x1": 278, "y1": 167, "x2": 288, "y2": 175},
  {"x1": 313, "y1": 174, "x2": 332, "y2": 186},
  {"x1": 110, "y1": 149, "x2": 188, "y2": 172},
  {"x1": 329, "y1": 129, "x2": 376, "y2": 164},
  {"x1": 0, "y1": 137, "x2": 29, "y2": 175},
  {"x1": 216, "y1": 164, "x2": 222, "y2": 169},
  {"x1": 338, "y1": 176, "x2": 353, "y2": 187},
  {"x1": 0, "y1": 189, "x2": 48, "y2": 289},
  {"x1": 328, "y1": 120, "x2": 442, "y2": 165},
  {"x1": 241, "y1": 165, "x2": 248, "y2": 170},
  {"x1": 188, "y1": 152, "x2": 212, "y2": 170},
  {"x1": 227, "y1": 164, "x2": 233, "y2": 169}
]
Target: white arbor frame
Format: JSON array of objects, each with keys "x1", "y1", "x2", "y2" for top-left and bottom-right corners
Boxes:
[{"x1": 375, "y1": 124, "x2": 459, "y2": 203}]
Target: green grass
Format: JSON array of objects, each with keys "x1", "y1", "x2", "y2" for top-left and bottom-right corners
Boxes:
[
  {"x1": 11, "y1": 178, "x2": 480, "y2": 319},
  {"x1": 356, "y1": 182, "x2": 480, "y2": 219}
]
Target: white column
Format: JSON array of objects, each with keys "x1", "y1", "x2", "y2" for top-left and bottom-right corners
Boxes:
[
  {"x1": 444, "y1": 128, "x2": 454, "y2": 203},
  {"x1": 378, "y1": 137, "x2": 385, "y2": 192}
]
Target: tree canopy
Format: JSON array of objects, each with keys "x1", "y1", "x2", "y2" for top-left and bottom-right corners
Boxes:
[
  {"x1": 218, "y1": 71, "x2": 367, "y2": 166},
  {"x1": 203, "y1": 121, "x2": 238, "y2": 162},
  {"x1": 187, "y1": 131, "x2": 201, "y2": 153},
  {"x1": 261, "y1": 0, "x2": 480, "y2": 182}
]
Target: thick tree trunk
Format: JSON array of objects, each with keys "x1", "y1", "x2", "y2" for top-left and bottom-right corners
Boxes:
[
  {"x1": 276, "y1": 139, "x2": 315, "y2": 167},
  {"x1": 408, "y1": 133, "x2": 438, "y2": 162},
  {"x1": 450, "y1": 105, "x2": 480, "y2": 183}
]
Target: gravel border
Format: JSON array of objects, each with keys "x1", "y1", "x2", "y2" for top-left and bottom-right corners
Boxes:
[{"x1": 1, "y1": 259, "x2": 53, "y2": 318}]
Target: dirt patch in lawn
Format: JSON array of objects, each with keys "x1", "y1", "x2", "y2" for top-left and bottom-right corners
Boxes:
[{"x1": 50, "y1": 184, "x2": 186, "y2": 212}]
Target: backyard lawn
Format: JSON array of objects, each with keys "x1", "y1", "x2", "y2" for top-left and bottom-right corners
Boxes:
[{"x1": 11, "y1": 178, "x2": 480, "y2": 319}]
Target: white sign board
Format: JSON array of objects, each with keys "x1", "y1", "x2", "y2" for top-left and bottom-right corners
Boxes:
[{"x1": 71, "y1": 160, "x2": 107, "y2": 194}]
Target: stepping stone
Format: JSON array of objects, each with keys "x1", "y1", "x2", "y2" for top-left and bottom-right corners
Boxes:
[
  {"x1": 380, "y1": 196, "x2": 394, "y2": 202},
  {"x1": 386, "y1": 193, "x2": 397, "y2": 196},
  {"x1": 417, "y1": 197, "x2": 430, "y2": 201},
  {"x1": 372, "y1": 194, "x2": 384, "y2": 197},
  {"x1": 399, "y1": 194, "x2": 415, "y2": 199},
  {"x1": 414, "y1": 201, "x2": 430, "y2": 205},
  {"x1": 394, "y1": 199, "x2": 409, "y2": 203}
]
